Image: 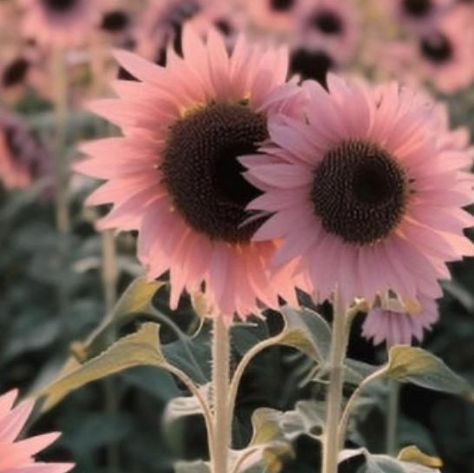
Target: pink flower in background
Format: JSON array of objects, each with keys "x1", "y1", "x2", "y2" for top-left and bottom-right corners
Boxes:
[
  {"x1": 362, "y1": 293, "x2": 439, "y2": 346},
  {"x1": 99, "y1": 8, "x2": 135, "y2": 47},
  {"x1": 0, "y1": 110, "x2": 53, "y2": 192},
  {"x1": 20, "y1": 0, "x2": 103, "y2": 48},
  {"x1": 243, "y1": 0, "x2": 300, "y2": 34},
  {"x1": 77, "y1": 27, "x2": 306, "y2": 319},
  {"x1": 415, "y1": 8, "x2": 474, "y2": 94},
  {"x1": 244, "y1": 75, "x2": 473, "y2": 307},
  {"x1": 294, "y1": 0, "x2": 360, "y2": 63},
  {"x1": 289, "y1": 41, "x2": 339, "y2": 88},
  {"x1": 390, "y1": 0, "x2": 453, "y2": 33},
  {"x1": 135, "y1": 0, "x2": 205, "y2": 65},
  {"x1": 0, "y1": 390, "x2": 74, "y2": 473}
]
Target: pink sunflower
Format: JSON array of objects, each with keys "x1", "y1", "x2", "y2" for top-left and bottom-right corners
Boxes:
[
  {"x1": 362, "y1": 292, "x2": 438, "y2": 346},
  {"x1": 294, "y1": 0, "x2": 360, "y2": 63},
  {"x1": 390, "y1": 0, "x2": 453, "y2": 33},
  {"x1": 20, "y1": 0, "x2": 103, "y2": 48},
  {"x1": 243, "y1": 0, "x2": 301, "y2": 34},
  {"x1": 76, "y1": 27, "x2": 305, "y2": 319},
  {"x1": 415, "y1": 8, "x2": 474, "y2": 94},
  {"x1": 243, "y1": 75, "x2": 473, "y2": 307},
  {"x1": 0, "y1": 110, "x2": 52, "y2": 192},
  {"x1": 0, "y1": 390, "x2": 74, "y2": 473},
  {"x1": 136, "y1": 0, "x2": 205, "y2": 66}
]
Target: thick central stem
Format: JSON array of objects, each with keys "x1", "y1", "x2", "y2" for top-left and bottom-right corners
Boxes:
[
  {"x1": 322, "y1": 290, "x2": 349, "y2": 473},
  {"x1": 211, "y1": 316, "x2": 231, "y2": 473}
]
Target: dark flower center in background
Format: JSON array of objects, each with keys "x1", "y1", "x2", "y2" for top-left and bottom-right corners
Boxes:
[
  {"x1": 311, "y1": 140, "x2": 408, "y2": 245},
  {"x1": 290, "y1": 48, "x2": 334, "y2": 88},
  {"x1": 270, "y1": 0, "x2": 295, "y2": 12},
  {"x1": 214, "y1": 18, "x2": 233, "y2": 36},
  {"x1": 163, "y1": 103, "x2": 268, "y2": 244},
  {"x1": 101, "y1": 10, "x2": 130, "y2": 32},
  {"x1": 311, "y1": 10, "x2": 343, "y2": 34},
  {"x1": 2, "y1": 57, "x2": 29, "y2": 87},
  {"x1": 402, "y1": 0, "x2": 432, "y2": 17},
  {"x1": 43, "y1": 0, "x2": 77, "y2": 12},
  {"x1": 420, "y1": 33, "x2": 453, "y2": 63},
  {"x1": 4, "y1": 126, "x2": 21, "y2": 157}
]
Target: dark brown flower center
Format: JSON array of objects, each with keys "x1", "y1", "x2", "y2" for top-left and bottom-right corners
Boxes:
[
  {"x1": 402, "y1": 0, "x2": 432, "y2": 16},
  {"x1": 2, "y1": 57, "x2": 29, "y2": 87},
  {"x1": 311, "y1": 140, "x2": 409, "y2": 245},
  {"x1": 101, "y1": 10, "x2": 130, "y2": 32},
  {"x1": 311, "y1": 10, "x2": 343, "y2": 34},
  {"x1": 290, "y1": 48, "x2": 334, "y2": 88},
  {"x1": 420, "y1": 33, "x2": 453, "y2": 63},
  {"x1": 4, "y1": 126, "x2": 21, "y2": 157},
  {"x1": 270, "y1": 0, "x2": 295, "y2": 12},
  {"x1": 43, "y1": 0, "x2": 77, "y2": 12},
  {"x1": 214, "y1": 18, "x2": 233, "y2": 36},
  {"x1": 162, "y1": 103, "x2": 268, "y2": 244}
]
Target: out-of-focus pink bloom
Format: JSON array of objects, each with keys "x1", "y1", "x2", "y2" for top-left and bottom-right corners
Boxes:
[
  {"x1": 389, "y1": 0, "x2": 453, "y2": 33},
  {"x1": 0, "y1": 110, "x2": 53, "y2": 193},
  {"x1": 294, "y1": 0, "x2": 360, "y2": 63},
  {"x1": 362, "y1": 293, "x2": 438, "y2": 346},
  {"x1": 0, "y1": 390, "x2": 74, "y2": 473},
  {"x1": 242, "y1": 0, "x2": 301, "y2": 34},
  {"x1": 77, "y1": 27, "x2": 306, "y2": 320},
  {"x1": 135, "y1": 0, "x2": 206, "y2": 65},
  {"x1": 415, "y1": 8, "x2": 474, "y2": 93},
  {"x1": 20, "y1": 0, "x2": 103, "y2": 48},
  {"x1": 244, "y1": 75, "x2": 473, "y2": 307}
]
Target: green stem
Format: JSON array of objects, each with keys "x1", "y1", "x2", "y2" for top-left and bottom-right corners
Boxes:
[
  {"x1": 337, "y1": 368, "x2": 388, "y2": 447},
  {"x1": 211, "y1": 317, "x2": 231, "y2": 473},
  {"x1": 321, "y1": 291, "x2": 350, "y2": 473},
  {"x1": 386, "y1": 380, "x2": 400, "y2": 456},
  {"x1": 52, "y1": 48, "x2": 71, "y2": 336},
  {"x1": 101, "y1": 230, "x2": 120, "y2": 472}
]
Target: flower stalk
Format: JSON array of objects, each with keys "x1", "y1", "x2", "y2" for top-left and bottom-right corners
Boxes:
[
  {"x1": 386, "y1": 380, "x2": 401, "y2": 455},
  {"x1": 211, "y1": 316, "x2": 231, "y2": 473},
  {"x1": 321, "y1": 290, "x2": 351, "y2": 473},
  {"x1": 52, "y1": 47, "x2": 71, "y2": 336}
]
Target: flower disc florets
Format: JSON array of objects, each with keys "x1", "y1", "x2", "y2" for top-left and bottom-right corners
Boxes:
[
  {"x1": 163, "y1": 102, "x2": 267, "y2": 243},
  {"x1": 311, "y1": 140, "x2": 409, "y2": 245}
]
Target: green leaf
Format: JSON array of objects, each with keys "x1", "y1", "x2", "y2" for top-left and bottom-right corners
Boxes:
[
  {"x1": 279, "y1": 306, "x2": 331, "y2": 362},
  {"x1": 231, "y1": 408, "x2": 293, "y2": 473},
  {"x1": 397, "y1": 446, "x2": 442, "y2": 468},
  {"x1": 41, "y1": 323, "x2": 166, "y2": 410},
  {"x1": 340, "y1": 448, "x2": 442, "y2": 473},
  {"x1": 164, "y1": 384, "x2": 210, "y2": 427},
  {"x1": 345, "y1": 358, "x2": 379, "y2": 386},
  {"x1": 82, "y1": 277, "x2": 164, "y2": 361},
  {"x1": 279, "y1": 400, "x2": 325, "y2": 440},
  {"x1": 174, "y1": 460, "x2": 210, "y2": 473},
  {"x1": 386, "y1": 346, "x2": 472, "y2": 397}
]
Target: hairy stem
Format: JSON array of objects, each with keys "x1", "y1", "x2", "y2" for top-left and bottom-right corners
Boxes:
[
  {"x1": 321, "y1": 291, "x2": 350, "y2": 473},
  {"x1": 211, "y1": 317, "x2": 231, "y2": 473},
  {"x1": 386, "y1": 380, "x2": 400, "y2": 456},
  {"x1": 338, "y1": 368, "x2": 388, "y2": 447}
]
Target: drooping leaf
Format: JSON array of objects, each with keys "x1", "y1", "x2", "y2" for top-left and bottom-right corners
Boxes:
[
  {"x1": 164, "y1": 384, "x2": 211, "y2": 427},
  {"x1": 386, "y1": 346, "x2": 472, "y2": 397},
  {"x1": 41, "y1": 323, "x2": 166, "y2": 410},
  {"x1": 174, "y1": 460, "x2": 211, "y2": 473},
  {"x1": 397, "y1": 446, "x2": 442, "y2": 468},
  {"x1": 278, "y1": 306, "x2": 331, "y2": 362},
  {"x1": 279, "y1": 400, "x2": 325, "y2": 441},
  {"x1": 339, "y1": 448, "x2": 442, "y2": 473},
  {"x1": 231, "y1": 408, "x2": 293, "y2": 473}
]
